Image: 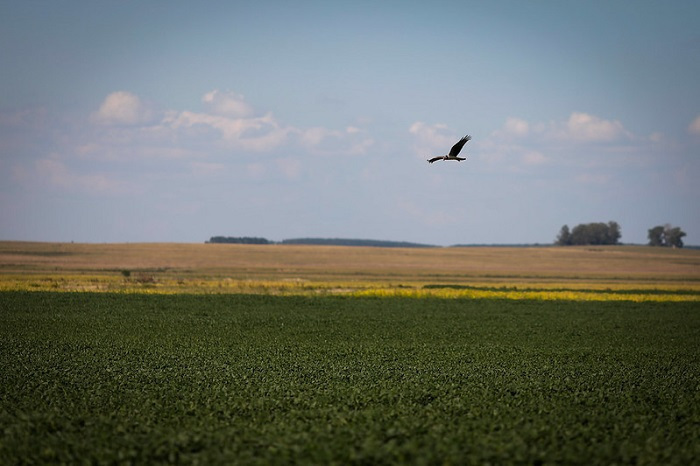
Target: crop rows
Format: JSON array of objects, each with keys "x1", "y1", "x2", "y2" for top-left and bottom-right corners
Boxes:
[{"x1": 1, "y1": 292, "x2": 699, "y2": 464}]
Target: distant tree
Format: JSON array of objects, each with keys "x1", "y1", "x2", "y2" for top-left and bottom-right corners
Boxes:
[
  {"x1": 665, "y1": 225, "x2": 686, "y2": 248},
  {"x1": 647, "y1": 226, "x2": 665, "y2": 247},
  {"x1": 207, "y1": 236, "x2": 271, "y2": 244},
  {"x1": 648, "y1": 224, "x2": 686, "y2": 248},
  {"x1": 556, "y1": 225, "x2": 572, "y2": 246},
  {"x1": 555, "y1": 221, "x2": 621, "y2": 246},
  {"x1": 606, "y1": 221, "x2": 622, "y2": 245}
]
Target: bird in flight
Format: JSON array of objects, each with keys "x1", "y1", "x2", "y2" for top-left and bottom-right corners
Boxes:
[{"x1": 427, "y1": 135, "x2": 471, "y2": 164}]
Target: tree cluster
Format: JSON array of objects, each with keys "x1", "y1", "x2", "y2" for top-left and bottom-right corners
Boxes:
[
  {"x1": 207, "y1": 236, "x2": 271, "y2": 244},
  {"x1": 647, "y1": 224, "x2": 686, "y2": 248},
  {"x1": 555, "y1": 221, "x2": 621, "y2": 246}
]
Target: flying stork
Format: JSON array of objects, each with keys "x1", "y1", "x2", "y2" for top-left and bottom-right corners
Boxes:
[{"x1": 427, "y1": 135, "x2": 471, "y2": 164}]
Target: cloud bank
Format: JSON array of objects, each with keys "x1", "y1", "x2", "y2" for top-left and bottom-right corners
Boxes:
[{"x1": 14, "y1": 89, "x2": 378, "y2": 194}]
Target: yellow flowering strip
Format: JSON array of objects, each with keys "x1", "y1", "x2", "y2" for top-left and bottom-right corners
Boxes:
[
  {"x1": 351, "y1": 287, "x2": 700, "y2": 302},
  {"x1": 0, "y1": 274, "x2": 123, "y2": 292},
  {"x1": 1, "y1": 274, "x2": 699, "y2": 302}
]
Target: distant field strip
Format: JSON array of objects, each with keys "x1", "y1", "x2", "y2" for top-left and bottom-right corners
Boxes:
[
  {"x1": 1, "y1": 274, "x2": 699, "y2": 301},
  {"x1": 2, "y1": 242, "x2": 699, "y2": 301}
]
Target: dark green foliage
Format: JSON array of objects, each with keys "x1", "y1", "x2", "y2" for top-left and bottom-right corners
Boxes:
[
  {"x1": 207, "y1": 236, "x2": 271, "y2": 244},
  {"x1": 556, "y1": 221, "x2": 621, "y2": 246},
  {"x1": 1, "y1": 292, "x2": 699, "y2": 464},
  {"x1": 648, "y1": 224, "x2": 687, "y2": 248},
  {"x1": 556, "y1": 224, "x2": 571, "y2": 245}
]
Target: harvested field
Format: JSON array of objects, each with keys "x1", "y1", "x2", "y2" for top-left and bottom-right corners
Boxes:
[{"x1": 1, "y1": 241, "x2": 699, "y2": 284}]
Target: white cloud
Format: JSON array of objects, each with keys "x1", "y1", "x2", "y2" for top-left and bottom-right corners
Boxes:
[
  {"x1": 92, "y1": 91, "x2": 153, "y2": 126},
  {"x1": 503, "y1": 117, "x2": 529, "y2": 137},
  {"x1": 202, "y1": 90, "x2": 253, "y2": 117},
  {"x1": 300, "y1": 127, "x2": 332, "y2": 146},
  {"x1": 688, "y1": 115, "x2": 700, "y2": 135},
  {"x1": 87, "y1": 89, "x2": 373, "y2": 159},
  {"x1": 409, "y1": 121, "x2": 449, "y2": 141},
  {"x1": 560, "y1": 112, "x2": 628, "y2": 142},
  {"x1": 409, "y1": 122, "x2": 457, "y2": 158},
  {"x1": 494, "y1": 112, "x2": 630, "y2": 144},
  {"x1": 484, "y1": 112, "x2": 629, "y2": 172},
  {"x1": 483, "y1": 112, "x2": 642, "y2": 171},
  {"x1": 299, "y1": 126, "x2": 373, "y2": 155},
  {"x1": 11, "y1": 89, "x2": 383, "y2": 201},
  {"x1": 348, "y1": 137, "x2": 374, "y2": 155},
  {"x1": 163, "y1": 110, "x2": 289, "y2": 152}
]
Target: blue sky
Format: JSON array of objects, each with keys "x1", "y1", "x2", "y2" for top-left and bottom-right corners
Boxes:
[{"x1": 1, "y1": 0, "x2": 699, "y2": 245}]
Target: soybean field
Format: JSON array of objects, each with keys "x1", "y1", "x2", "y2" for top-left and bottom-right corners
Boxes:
[{"x1": 1, "y1": 292, "x2": 699, "y2": 464}]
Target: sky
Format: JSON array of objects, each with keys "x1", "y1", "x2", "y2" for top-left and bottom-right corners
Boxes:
[{"x1": 1, "y1": 0, "x2": 699, "y2": 246}]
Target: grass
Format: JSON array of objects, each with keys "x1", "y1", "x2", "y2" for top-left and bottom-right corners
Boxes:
[
  {"x1": 1, "y1": 292, "x2": 699, "y2": 464},
  {"x1": 1, "y1": 274, "x2": 699, "y2": 301}
]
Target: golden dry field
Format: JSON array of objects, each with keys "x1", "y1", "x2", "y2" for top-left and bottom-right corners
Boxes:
[{"x1": 1, "y1": 241, "x2": 699, "y2": 300}]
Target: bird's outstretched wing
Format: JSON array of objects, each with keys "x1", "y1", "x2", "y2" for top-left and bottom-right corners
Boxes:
[
  {"x1": 448, "y1": 135, "x2": 471, "y2": 157},
  {"x1": 427, "y1": 156, "x2": 445, "y2": 164}
]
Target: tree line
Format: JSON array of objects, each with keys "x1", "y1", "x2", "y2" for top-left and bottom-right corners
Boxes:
[
  {"x1": 206, "y1": 237, "x2": 435, "y2": 248},
  {"x1": 208, "y1": 224, "x2": 689, "y2": 248},
  {"x1": 555, "y1": 222, "x2": 687, "y2": 247},
  {"x1": 206, "y1": 236, "x2": 272, "y2": 244}
]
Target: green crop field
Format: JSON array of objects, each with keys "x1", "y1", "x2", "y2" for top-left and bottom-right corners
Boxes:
[{"x1": 1, "y1": 292, "x2": 699, "y2": 464}]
